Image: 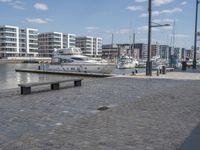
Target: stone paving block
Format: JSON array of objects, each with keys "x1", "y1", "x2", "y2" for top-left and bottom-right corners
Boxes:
[{"x1": 0, "y1": 75, "x2": 200, "y2": 150}]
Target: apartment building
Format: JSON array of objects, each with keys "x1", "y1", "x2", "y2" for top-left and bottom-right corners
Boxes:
[
  {"x1": 134, "y1": 43, "x2": 148, "y2": 59},
  {"x1": 159, "y1": 45, "x2": 170, "y2": 59},
  {"x1": 151, "y1": 44, "x2": 160, "y2": 58},
  {"x1": 38, "y1": 32, "x2": 76, "y2": 57},
  {"x1": 76, "y1": 36, "x2": 102, "y2": 57},
  {"x1": 0, "y1": 25, "x2": 38, "y2": 58},
  {"x1": 102, "y1": 44, "x2": 119, "y2": 59}
]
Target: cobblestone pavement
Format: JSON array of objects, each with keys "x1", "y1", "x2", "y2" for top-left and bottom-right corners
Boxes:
[
  {"x1": 131, "y1": 68, "x2": 200, "y2": 80},
  {"x1": 0, "y1": 73, "x2": 200, "y2": 150}
]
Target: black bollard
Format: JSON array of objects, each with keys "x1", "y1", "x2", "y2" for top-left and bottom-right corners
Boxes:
[
  {"x1": 162, "y1": 66, "x2": 166, "y2": 74},
  {"x1": 157, "y1": 69, "x2": 159, "y2": 76},
  {"x1": 135, "y1": 69, "x2": 138, "y2": 74}
]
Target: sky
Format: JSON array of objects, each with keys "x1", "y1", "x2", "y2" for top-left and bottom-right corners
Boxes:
[{"x1": 0, "y1": 0, "x2": 199, "y2": 49}]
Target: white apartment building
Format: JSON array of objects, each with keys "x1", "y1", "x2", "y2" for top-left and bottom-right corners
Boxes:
[
  {"x1": 76, "y1": 36, "x2": 102, "y2": 57},
  {"x1": 38, "y1": 32, "x2": 76, "y2": 57},
  {"x1": 0, "y1": 25, "x2": 38, "y2": 58}
]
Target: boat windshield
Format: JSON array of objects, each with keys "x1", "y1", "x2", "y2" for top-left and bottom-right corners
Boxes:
[
  {"x1": 61, "y1": 59, "x2": 73, "y2": 63},
  {"x1": 71, "y1": 57, "x2": 89, "y2": 61},
  {"x1": 119, "y1": 56, "x2": 132, "y2": 62}
]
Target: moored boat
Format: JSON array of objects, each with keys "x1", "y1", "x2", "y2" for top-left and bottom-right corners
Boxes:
[
  {"x1": 40, "y1": 48, "x2": 115, "y2": 74},
  {"x1": 117, "y1": 55, "x2": 139, "y2": 69}
]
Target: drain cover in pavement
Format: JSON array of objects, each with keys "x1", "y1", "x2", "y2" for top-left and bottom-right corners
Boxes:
[{"x1": 97, "y1": 106, "x2": 110, "y2": 111}]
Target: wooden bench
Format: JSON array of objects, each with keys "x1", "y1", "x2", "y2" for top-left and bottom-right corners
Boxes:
[
  {"x1": 18, "y1": 78, "x2": 82, "y2": 95},
  {"x1": 166, "y1": 67, "x2": 174, "y2": 72}
]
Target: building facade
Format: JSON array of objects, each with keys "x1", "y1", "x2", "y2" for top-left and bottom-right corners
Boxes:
[
  {"x1": 134, "y1": 43, "x2": 148, "y2": 59},
  {"x1": 0, "y1": 25, "x2": 38, "y2": 58},
  {"x1": 102, "y1": 44, "x2": 119, "y2": 59},
  {"x1": 159, "y1": 45, "x2": 170, "y2": 59},
  {"x1": 76, "y1": 36, "x2": 102, "y2": 57},
  {"x1": 151, "y1": 44, "x2": 160, "y2": 58},
  {"x1": 38, "y1": 32, "x2": 76, "y2": 57}
]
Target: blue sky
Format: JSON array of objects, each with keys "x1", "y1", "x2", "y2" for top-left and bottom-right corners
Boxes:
[{"x1": 0, "y1": 0, "x2": 199, "y2": 48}]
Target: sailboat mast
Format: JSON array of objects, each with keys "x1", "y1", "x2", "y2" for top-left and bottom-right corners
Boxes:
[
  {"x1": 172, "y1": 20, "x2": 176, "y2": 55},
  {"x1": 109, "y1": 33, "x2": 114, "y2": 59},
  {"x1": 132, "y1": 32, "x2": 135, "y2": 57}
]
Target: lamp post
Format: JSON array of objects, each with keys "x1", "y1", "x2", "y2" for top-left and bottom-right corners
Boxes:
[
  {"x1": 146, "y1": 0, "x2": 170, "y2": 76},
  {"x1": 146, "y1": 0, "x2": 152, "y2": 76},
  {"x1": 193, "y1": 0, "x2": 199, "y2": 69}
]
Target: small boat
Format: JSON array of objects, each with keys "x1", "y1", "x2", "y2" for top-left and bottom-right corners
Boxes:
[
  {"x1": 117, "y1": 55, "x2": 139, "y2": 69},
  {"x1": 40, "y1": 48, "x2": 115, "y2": 74}
]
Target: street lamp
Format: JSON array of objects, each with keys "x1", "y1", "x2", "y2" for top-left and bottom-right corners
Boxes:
[
  {"x1": 193, "y1": 0, "x2": 199, "y2": 69},
  {"x1": 151, "y1": 22, "x2": 170, "y2": 28},
  {"x1": 146, "y1": 0, "x2": 171, "y2": 76}
]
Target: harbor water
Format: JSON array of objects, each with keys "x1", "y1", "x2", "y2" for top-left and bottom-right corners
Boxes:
[{"x1": 0, "y1": 63, "x2": 145, "y2": 90}]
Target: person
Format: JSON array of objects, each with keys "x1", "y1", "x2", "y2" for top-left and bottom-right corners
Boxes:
[{"x1": 135, "y1": 69, "x2": 138, "y2": 74}]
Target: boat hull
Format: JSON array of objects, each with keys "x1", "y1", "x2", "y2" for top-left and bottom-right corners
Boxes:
[
  {"x1": 117, "y1": 62, "x2": 137, "y2": 69},
  {"x1": 41, "y1": 63, "x2": 115, "y2": 74}
]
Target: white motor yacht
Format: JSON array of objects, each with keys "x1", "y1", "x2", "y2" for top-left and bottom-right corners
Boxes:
[
  {"x1": 117, "y1": 55, "x2": 139, "y2": 69},
  {"x1": 40, "y1": 48, "x2": 115, "y2": 74}
]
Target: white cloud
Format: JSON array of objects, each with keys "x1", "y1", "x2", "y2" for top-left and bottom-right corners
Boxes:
[
  {"x1": 126, "y1": 6, "x2": 144, "y2": 11},
  {"x1": 135, "y1": 0, "x2": 147, "y2": 2},
  {"x1": 152, "y1": 18, "x2": 175, "y2": 24},
  {"x1": 26, "y1": 18, "x2": 48, "y2": 24},
  {"x1": 139, "y1": 8, "x2": 182, "y2": 17},
  {"x1": 45, "y1": 18, "x2": 53, "y2": 22},
  {"x1": 137, "y1": 25, "x2": 148, "y2": 31},
  {"x1": 152, "y1": 18, "x2": 179, "y2": 24},
  {"x1": 169, "y1": 34, "x2": 189, "y2": 38},
  {"x1": 34, "y1": 3, "x2": 48, "y2": 11},
  {"x1": 0, "y1": 0, "x2": 25, "y2": 10},
  {"x1": 139, "y1": 11, "x2": 161, "y2": 17},
  {"x1": 181, "y1": 1, "x2": 187, "y2": 5},
  {"x1": 0, "y1": 0, "x2": 12, "y2": 2},
  {"x1": 86, "y1": 27, "x2": 99, "y2": 30},
  {"x1": 9, "y1": 1, "x2": 25, "y2": 10},
  {"x1": 139, "y1": 13, "x2": 148, "y2": 17},
  {"x1": 115, "y1": 28, "x2": 132, "y2": 34},
  {"x1": 162, "y1": 26, "x2": 173, "y2": 30},
  {"x1": 86, "y1": 26, "x2": 99, "y2": 33},
  {"x1": 162, "y1": 8, "x2": 182, "y2": 13},
  {"x1": 162, "y1": 18, "x2": 175, "y2": 22},
  {"x1": 153, "y1": 0, "x2": 174, "y2": 6}
]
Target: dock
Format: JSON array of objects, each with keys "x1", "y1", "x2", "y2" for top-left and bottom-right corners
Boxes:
[
  {"x1": 15, "y1": 69, "x2": 113, "y2": 77},
  {"x1": 0, "y1": 70, "x2": 200, "y2": 149}
]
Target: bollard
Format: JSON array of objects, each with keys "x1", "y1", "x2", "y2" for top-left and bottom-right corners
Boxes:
[
  {"x1": 182, "y1": 61, "x2": 187, "y2": 71},
  {"x1": 157, "y1": 69, "x2": 159, "y2": 76},
  {"x1": 135, "y1": 69, "x2": 138, "y2": 74},
  {"x1": 162, "y1": 66, "x2": 166, "y2": 74}
]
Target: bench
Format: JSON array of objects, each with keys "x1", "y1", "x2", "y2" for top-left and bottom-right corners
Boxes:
[
  {"x1": 166, "y1": 67, "x2": 174, "y2": 72},
  {"x1": 18, "y1": 78, "x2": 82, "y2": 95}
]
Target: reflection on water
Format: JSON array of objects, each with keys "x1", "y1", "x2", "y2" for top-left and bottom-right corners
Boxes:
[
  {"x1": 0, "y1": 63, "x2": 91, "y2": 90},
  {"x1": 0, "y1": 63, "x2": 145, "y2": 90}
]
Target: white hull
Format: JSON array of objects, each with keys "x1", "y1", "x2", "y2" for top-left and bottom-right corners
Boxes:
[
  {"x1": 117, "y1": 61, "x2": 138, "y2": 69},
  {"x1": 43, "y1": 63, "x2": 115, "y2": 74},
  {"x1": 117, "y1": 55, "x2": 138, "y2": 69},
  {"x1": 46, "y1": 48, "x2": 115, "y2": 74}
]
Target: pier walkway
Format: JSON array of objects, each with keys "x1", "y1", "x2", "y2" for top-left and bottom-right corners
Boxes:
[{"x1": 0, "y1": 70, "x2": 200, "y2": 149}]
